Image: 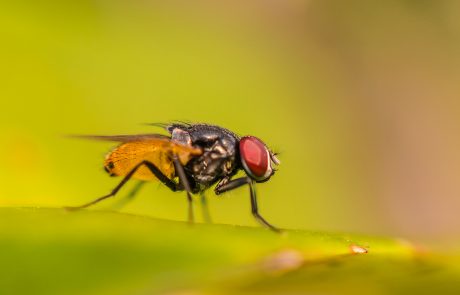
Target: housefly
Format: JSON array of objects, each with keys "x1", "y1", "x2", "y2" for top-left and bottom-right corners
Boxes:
[{"x1": 66, "y1": 123, "x2": 281, "y2": 232}]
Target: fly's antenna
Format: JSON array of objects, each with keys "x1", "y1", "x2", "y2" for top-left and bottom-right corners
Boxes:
[{"x1": 270, "y1": 149, "x2": 281, "y2": 165}]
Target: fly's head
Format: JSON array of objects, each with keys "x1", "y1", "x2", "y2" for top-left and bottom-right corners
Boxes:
[{"x1": 239, "y1": 136, "x2": 280, "y2": 183}]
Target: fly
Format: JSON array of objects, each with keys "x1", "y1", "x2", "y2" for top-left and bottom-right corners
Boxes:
[{"x1": 66, "y1": 123, "x2": 281, "y2": 232}]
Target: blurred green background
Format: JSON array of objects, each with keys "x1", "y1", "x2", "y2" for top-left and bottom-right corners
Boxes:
[{"x1": 1, "y1": 0, "x2": 460, "y2": 242}]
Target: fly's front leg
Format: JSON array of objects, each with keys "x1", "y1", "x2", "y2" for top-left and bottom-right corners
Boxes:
[{"x1": 215, "y1": 177, "x2": 281, "y2": 233}]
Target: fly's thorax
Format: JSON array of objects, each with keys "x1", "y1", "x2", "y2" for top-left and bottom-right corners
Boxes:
[
  {"x1": 186, "y1": 150, "x2": 237, "y2": 186},
  {"x1": 168, "y1": 123, "x2": 241, "y2": 187},
  {"x1": 169, "y1": 123, "x2": 239, "y2": 151}
]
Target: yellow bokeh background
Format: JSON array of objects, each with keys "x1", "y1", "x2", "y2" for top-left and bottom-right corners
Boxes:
[{"x1": 1, "y1": 0, "x2": 460, "y2": 240}]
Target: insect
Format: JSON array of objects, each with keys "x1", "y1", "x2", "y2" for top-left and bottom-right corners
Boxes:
[{"x1": 66, "y1": 123, "x2": 281, "y2": 232}]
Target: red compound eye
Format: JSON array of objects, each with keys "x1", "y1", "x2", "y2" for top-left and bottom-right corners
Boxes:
[{"x1": 239, "y1": 136, "x2": 272, "y2": 181}]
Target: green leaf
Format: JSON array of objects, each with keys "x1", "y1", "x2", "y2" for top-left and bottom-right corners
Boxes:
[{"x1": 0, "y1": 208, "x2": 458, "y2": 295}]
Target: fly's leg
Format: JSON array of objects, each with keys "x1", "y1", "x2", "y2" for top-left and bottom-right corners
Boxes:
[
  {"x1": 172, "y1": 155, "x2": 195, "y2": 223},
  {"x1": 200, "y1": 192, "x2": 212, "y2": 223},
  {"x1": 111, "y1": 181, "x2": 145, "y2": 210},
  {"x1": 215, "y1": 177, "x2": 281, "y2": 233},
  {"x1": 65, "y1": 160, "x2": 180, "y2": 211},
  {"x1": 248, "y1": 182, "x2": 281, "y2": 233}
]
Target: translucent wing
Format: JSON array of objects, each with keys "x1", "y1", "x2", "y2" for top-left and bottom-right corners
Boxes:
[
  {"x1": 70, "y1": 134, "x2": 170, "y2": 142},
  {"x1": 97, "y1": 137, "x2": 201, "y2": 182}
]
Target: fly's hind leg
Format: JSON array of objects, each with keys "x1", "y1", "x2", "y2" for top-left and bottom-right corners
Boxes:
[
  {"x1": 65, "y1": 160, "x2": 180, "y2": 211},
  {"x1": 111, "y1": 181, "x2": 145, "y2": 210}
]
